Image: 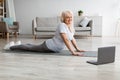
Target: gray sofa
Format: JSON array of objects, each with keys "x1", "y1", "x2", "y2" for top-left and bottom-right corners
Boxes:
[{"x1": 32, "y1": 16, "x2": 93, "y2": 39}]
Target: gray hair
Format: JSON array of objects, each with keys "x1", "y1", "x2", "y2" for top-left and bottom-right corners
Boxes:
[{"x1": 60, "y1": 10, "x2": 73, "y2": 22}]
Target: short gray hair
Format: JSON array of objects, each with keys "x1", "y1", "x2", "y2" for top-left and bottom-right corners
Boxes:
[{"x1": 60, "y1": 10, "x2": 73, "y2": 22}]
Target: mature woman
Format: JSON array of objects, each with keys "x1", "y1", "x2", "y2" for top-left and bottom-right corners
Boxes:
[{"x1": 4, "y1": 10, "x2": 84, "y2": 56}]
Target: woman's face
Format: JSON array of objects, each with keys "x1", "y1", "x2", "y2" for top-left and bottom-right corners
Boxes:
[{"x1": 64, "y1": 13, "x2": 72, "y2": 25}]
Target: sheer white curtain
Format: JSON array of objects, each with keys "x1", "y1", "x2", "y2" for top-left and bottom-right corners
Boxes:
[{"x1": 5, "y1": 0, "x2": 16, "y2": 21}]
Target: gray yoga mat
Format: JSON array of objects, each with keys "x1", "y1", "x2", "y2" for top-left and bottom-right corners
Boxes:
[
  {"x1": 2, "y1": 50, "x2": 97, "y2": 57},
  {"x1": 59, "y1": 50, "x2": 97, "y2": 57}
]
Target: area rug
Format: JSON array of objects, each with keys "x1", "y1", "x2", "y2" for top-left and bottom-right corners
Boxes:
[{"x1": 2, "y1": 50, "x2": 97, "y2": 57}]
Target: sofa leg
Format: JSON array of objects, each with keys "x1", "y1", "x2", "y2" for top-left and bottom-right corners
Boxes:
[
  {"x1": 33, "y1": 35, "x2": 37, "y2": 39},
  {"x1": 15, "y1": 32, "x2": 18, "y2": 38},
  {"x1": 3, "y1": 33, "x2": 5, "y2": 38},
  {"x1": 6, "y1": 32, "x2": 9, "y2": 40},
  {"x1": 90, "y1": 31, "x2": 92, "y2": 37}
]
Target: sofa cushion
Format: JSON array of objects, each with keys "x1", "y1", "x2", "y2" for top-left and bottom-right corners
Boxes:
[
  {"x1": 74, "y1": 27, "x2": 91, "y2": 31},
  {"x1": 9, "y1": 25, "x2": 18, "y2": 29},
  {"x1": 36, "y1": 17, "x2": 59, "y2": 27},
  {"x1": 79, "y1": 17, "x2": 91, "y2": 27},
  {"x1": 36, "y1": 27, "x2": 56, "y2": 32}
]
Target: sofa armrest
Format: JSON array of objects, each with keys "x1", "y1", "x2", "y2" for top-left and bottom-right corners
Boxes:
[
  {"x1": 32, "y1": 19, "x2": 37, "y2": 35},
  {"x1": 87, "y1": 20, "x2": 93, "y2": 35},
  {"x1": 0, "y1": 22, "x2": 9, "y2": 32}
]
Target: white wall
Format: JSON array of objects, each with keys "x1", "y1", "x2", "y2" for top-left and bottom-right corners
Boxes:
[{"x1": 14, "y1": 0, "x2": 120, "y2": 36}]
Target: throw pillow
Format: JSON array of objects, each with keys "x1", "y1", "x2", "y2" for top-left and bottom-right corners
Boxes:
[
  {"x1": 3, "y1": 17, "x2": 14, "y2": 26},
  {"x1": 79, "y1": 17, "x2": 91, "y2": 27}
]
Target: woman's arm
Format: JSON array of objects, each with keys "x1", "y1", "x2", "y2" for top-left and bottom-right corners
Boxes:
[
  {"x1": 71, "y1": 37, "x2": 84, "y2": 52},
  {"x1": 60, "y1": 33, "x2": 74, "y2": 53},
  {"x1": 60, "y1": 33, "x2": 83, "y2": 56}
]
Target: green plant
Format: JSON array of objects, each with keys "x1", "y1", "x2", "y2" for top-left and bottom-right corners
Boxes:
[
  {"x1": 78, "y1": 10, "x2": 83, "y2": 13},
  {"x1": 78, "y1": 10, "x2": 83, "y2": 16}
]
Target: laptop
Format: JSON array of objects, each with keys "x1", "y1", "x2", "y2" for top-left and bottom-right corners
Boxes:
[{"x1": 86, "y1": 46, "x2": 116, "y2": 65}]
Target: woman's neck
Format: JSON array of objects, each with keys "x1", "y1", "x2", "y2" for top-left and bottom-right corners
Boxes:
[
  {"x1": 66, "y1": 24, "x2": 72, "y2": 32},
  {"x1": 66, "y1": 24, "x2": 71, "y2": 28}
]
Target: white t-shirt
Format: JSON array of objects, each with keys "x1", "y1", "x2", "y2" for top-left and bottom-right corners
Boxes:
[{"x1": 46, "y1": 23, "x2": 74, "y2": 52}]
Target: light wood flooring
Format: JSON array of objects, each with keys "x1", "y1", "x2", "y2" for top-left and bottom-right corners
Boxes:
[{"x1": 0, "y1": 35, "x2": 120, "y2": 80}]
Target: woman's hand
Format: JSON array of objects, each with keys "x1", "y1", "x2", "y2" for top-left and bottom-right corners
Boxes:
[
  {"x1": 71, "y1": 51, "x2": 84, "y2": 56},
  {"x1": 76, "y1": 48, "x2": 85, "y2": 52},
  {"x1": 71, "y1": 48, "x2": 85, "y2": 56}
]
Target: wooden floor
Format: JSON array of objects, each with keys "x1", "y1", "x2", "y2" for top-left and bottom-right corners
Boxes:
[{"x1": 0, "y1": 35, "x2": 120, "y2": 80}]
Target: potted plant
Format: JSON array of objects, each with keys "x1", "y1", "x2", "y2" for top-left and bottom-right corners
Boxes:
[{"x1": 78, "y1": 10, "x2": 83, "y2": 16}]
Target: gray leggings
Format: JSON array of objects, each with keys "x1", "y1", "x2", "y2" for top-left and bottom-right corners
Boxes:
[{"x1": 10, "y1": 41, "x2": 54, "y2": 52}]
